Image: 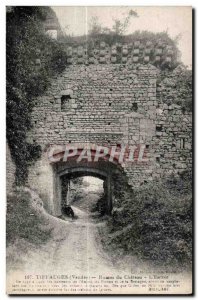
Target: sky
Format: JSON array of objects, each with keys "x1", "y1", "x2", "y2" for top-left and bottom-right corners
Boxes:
[{"x1": 52, "y1": 6, "x2": 192, "y2": 67}]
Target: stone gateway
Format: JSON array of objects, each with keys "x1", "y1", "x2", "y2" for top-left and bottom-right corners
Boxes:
[{"x1": 7, "y1": 42, "x2": 192, "y2": 216}]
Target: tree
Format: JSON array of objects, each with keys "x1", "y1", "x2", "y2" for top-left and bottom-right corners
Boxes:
[
  {"x1": 88, "y1": 16, "x2": 111, "y2": 36},
  {"x1": 89, "y1": 9, "x2": 138, "y2": 37},
  {"x1": 112, "y1": 9, "x2": 138, "y2": 35}
]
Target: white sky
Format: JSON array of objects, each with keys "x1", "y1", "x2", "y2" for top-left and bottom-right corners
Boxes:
[{"x1": 52, "y1": 6, "x2": 192, "y2": 67}]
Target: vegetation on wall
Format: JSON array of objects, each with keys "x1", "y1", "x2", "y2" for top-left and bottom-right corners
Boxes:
[
  {"x1": 6, "y1": 6, "x2": 67, "y2": 185},
  {"x1": 6, "y1": 6, "x2": 191, "y2": 187},
  {"x1": 61, "y1": 9, "x2": 191, "y2": 107},
  {"x1": 88, "y1": 9, "x2": 139, "y2": 37},
  {"x1": 63, "y1": 10, "x2": 181, "y2": 70},
  {"x1": 157, "y1": 66, "x2": 192, "y2": 111}
]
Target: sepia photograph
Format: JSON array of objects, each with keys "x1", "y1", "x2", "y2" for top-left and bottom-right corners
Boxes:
[{"x1": 6, "y1": 5, "x2": 193, "y2": 295}]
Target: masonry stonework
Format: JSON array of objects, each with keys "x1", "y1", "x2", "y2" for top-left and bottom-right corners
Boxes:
[{"x1": 24, "y1": 45, "x2": 192, "y2": 215}]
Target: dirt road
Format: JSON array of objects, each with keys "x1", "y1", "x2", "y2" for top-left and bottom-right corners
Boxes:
[
  {"x1": 7, "y1": 203, "x2": 192, "y2": 294},
  {"x1": 7, "y1": 184, "x2": 192, "y2": 294},
  {"x1": 8, "y1": 205, "x2": 116, "y2": 276},
  {"x1": 51, "y1": 206, "x2": 116, "y2": 275}
]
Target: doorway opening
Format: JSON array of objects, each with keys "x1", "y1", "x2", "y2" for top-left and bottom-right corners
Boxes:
[{"x1": 60, "y1": 175, "x2": 110, "y2": 218}]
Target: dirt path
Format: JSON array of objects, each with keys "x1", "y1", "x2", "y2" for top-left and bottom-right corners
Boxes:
[
  {"x1": 52, "y1": 207, "x2": 116, "y2": 275},
  {"x1": 7, "y1": 201, "x2": 192, "y2": 294},
  {"x1": 8, "y1": 205, "x2": 117, "y2": 276}
]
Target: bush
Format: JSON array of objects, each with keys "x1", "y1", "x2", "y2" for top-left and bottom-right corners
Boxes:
[{"x1": 105, "y1": 172, "x2": 192, "y2": 267}]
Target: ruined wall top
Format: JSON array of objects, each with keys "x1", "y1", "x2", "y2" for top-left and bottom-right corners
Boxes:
[{"x1": 66, "y1": 41, "x2": 174, "y2": 66}]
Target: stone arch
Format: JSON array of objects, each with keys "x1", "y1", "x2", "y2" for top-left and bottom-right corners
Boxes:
[
  {"x1": 58, "y1": 167, "x2": 110, "y2": 214},
  {"x1": 52, "y1": 160, "x2": 121, "y2": 217}
]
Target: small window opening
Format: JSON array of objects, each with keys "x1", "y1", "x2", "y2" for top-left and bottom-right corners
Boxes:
[
  {"x1": 180, "y1": 138, "x2": 185, "y2": 149},
  {"x1": 156, "y1": 125, "x2": 163, "y2": 132},
  {"x1": 132, "y1": 103, "x2": 138, "y2": 112},
  {"x1": 69, "y1": 140, "x2": 71, "y2": 143},
  {"x1": 108, "y1": 122, "x2": 111, "y2": 125},
  {"x1": 146, "y1": 144, "x2": 149, "y2": 149},
  {"x1": 109, "y1": 103, "x2": 112, "y2": 106},
  {"x1": 61, "y1": 95, "x2": 71, "y2": 110},
  {"x1": 156, "y1": 157, "x2": 160, "y2": 162}
]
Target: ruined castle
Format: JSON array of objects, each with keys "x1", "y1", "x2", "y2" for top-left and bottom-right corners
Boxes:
[{"x1": 6, "y1": 18, "x2": 192, "y2": 216}]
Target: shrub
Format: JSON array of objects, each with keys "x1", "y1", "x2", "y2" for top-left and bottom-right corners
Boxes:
[{"x1": 106, "y1": 172, "x2": 192, "y2": 267}]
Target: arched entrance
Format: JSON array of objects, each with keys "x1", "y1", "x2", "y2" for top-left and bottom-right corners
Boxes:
[
  {"x1": 58, "y1": 167, "x2": 112, "y2": 214},
  {"x1": 52, "y1": 160, "x2": 119, "y2": 216},
  {"x1": 49, "y1": 143, "x2": 126, "y2": 217}
]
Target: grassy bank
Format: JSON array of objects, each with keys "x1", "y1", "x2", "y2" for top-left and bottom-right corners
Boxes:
[
  {"x1": 100, "y1": 172, "x2": 192, "y2": 269},
  {"x1": 6, "y1": 188, "x2": 53, "y2": 271},
  {"x1": 6, "y1": 188, "x2": 52, "y2": 247}
]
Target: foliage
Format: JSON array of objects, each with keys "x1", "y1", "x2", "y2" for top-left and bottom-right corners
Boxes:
[
  {"x1": 88, "y1": 9, "x2": 138, "y2": 37},
  {"x1": 88, "y1": 16, "x2": 111, "y2": 36},
  {"x1": 112, "y1": 9, "x2": 138, "y2": 35},
  {"x1": 64, "y1": 9, "x2": 180, "y2": 69},
  {"x1": 104, "y1": 171, "x2": 192, "y2": 267},
  {"x1": 157, "y1": 66, "x2": 192, "y2": 111},
  {"x1": 6, "y1": 189, "x2": 52, "y2": 246},
  {"x1": 6, "y1": 7, "x2": 67, "y2": 185}
]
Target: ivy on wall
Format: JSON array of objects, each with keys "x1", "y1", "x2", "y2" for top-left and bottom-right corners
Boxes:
[
  {"x1": 157, "y1": 66, "x2": 192, "y2": 111},
  {"x1": 6, "y1": 7, "x2": 67, "y2": 185}
]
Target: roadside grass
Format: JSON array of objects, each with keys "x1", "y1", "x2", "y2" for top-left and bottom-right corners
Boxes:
[{"x1": 6, "y1": 188, "x2": 52, "y2": 247}]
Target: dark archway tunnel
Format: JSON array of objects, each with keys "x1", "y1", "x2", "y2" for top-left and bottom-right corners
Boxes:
[
  {"x1": 52, "y1": 159, "x2": 125, "y2": 217},
  {"x1": 58, "y1": 167, "x2": 112, "y2": 216}
]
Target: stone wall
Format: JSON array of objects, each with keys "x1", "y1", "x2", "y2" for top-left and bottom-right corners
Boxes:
[
  {"x1": 65, "y1": 41, "x2": 174, "y2": 66},
  {"x1": 27, "y1": 61, "x2": 192, "y2": 190},
  {"x1": 28, "y1": 152, "x2": 56, "y2": 214},
  {"x1": 28, "y1": 63, "x2": 157, "y2": 148}
]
